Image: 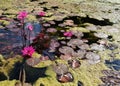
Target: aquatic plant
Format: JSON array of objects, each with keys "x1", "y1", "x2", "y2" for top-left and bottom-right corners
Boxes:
[
  {"x1": 68, "y1": 59, "x2": 81, "y2": 68},
  {"x1": 38, "y1": 11, "x2": 46, "y2": 17},
  {"x1": 49, "y1": 39, "x2": 60, "y2": 52},
  {"x1": 17, "y1": 11, "x2": 27, "y2": 21},
  {"x1": 32, "y1": 33, "x2": 51, "y2": 53},
  {"x1": 21, "y1": 46, "x2": 35, "y2": 57},
  {"x1": 26, "y1": 24, "x2": 33, "y2": 31},
  {"x1": 0, "y1": 7, "x2": 111, "y2": 85},
  {"x1": 63, "y1": 31, "x2": 73, "y2": 37},
  {"x1": 52, "y1": 63, "x2": 68, "y2": 75},
  {"x1": 17, "y1": 10, "x2": 29, "y2": 47}
]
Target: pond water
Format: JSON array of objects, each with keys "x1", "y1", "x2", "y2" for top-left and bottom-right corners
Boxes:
[{"x1": 0, "y1": 22, "x2": 42, "y2": 57}]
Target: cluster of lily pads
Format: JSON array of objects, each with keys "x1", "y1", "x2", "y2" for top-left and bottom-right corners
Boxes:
[
  {"x1": 14, "y1": 10, "x2": 105, "y2": 84},
  {"x1": 1, "y1": 6, "x2": 120, "y2": 85},
  {"x1": 0, "y1": 9, "x2": 104, "y2": 82}
]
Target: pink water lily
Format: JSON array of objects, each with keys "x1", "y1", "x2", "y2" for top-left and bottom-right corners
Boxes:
[
  {"x1": 38, "y1": 11, "x2": 46, "y2": 16},
  {"x1": 63, "y1": 31, "x2": 73, "y2": 37},
  {"x1": 27, "y1": 24, "x2": 33, "y2": 31},
  {"x1": 22, "y1": 46, "x2": 35, "y2": 57},
  {"x1": 17, "y1": 11, "x2": 27, "y2": 20}
]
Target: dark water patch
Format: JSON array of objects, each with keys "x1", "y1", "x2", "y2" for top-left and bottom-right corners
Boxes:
[
  {"x1": 63, "y1": 16, "x2": 82, "y2": 25},
  {"x1": 0, "y1": 22, "x2": 42, "y2": 57},
  {"x1": 82, "y1": 32, "x2": 100, "y2": 44},
  {"x1": 80, "y1": 16, "x2": 113, "y2": 26},
  {"x1": 30, "y1": 0, "x2": 38, "y2": 2},
  {"x1": 78, "y1": 81, "x2": 84, "y2": 86},
  {"x1": 38, "y1": 1, "x2": 48, "y2": 5},
  {"x1": 40, "y1": 83, "x2": 45, "y2": 86},
  {"x1": 0, "y1": 72, "x2": 7, "y2": 81},
  {"x1": 0, "y1": 29, "x2": 22, "y2": 56},
  {"x1": 63, "y1": 16, "x2": 113, "y2": 26},
  {"x1": 42, "y1": 49, "x2": 56, "y2": 60},
  {"x1": 105, "y1": 59, "x2": 120, "y2": 71},
  {"x1": 9, "y1": 62, "x2": 47, "y2": 83}
]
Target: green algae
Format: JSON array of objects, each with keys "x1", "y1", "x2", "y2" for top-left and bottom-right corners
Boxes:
[
  {"x1": 34, "y1": 59, "x2": 108, "y2": 86},
  {"x1": 0, "y1": 80, "x2": 17, "y2": 86},
  {"x1": 0, "y1": 0, "x2": 13, "y2": 9},
  {"x1": 0, "y1": 55, "x2": 23, "y2": 80},
  {"x1": 70, "y1": 27, "x2": 90, "y2": 32},
  {"x1": 0, "y1": 10, "x2": 3, "y2": 15},
  {"x1": 27, "y1": 15, "x2": 37, "y2": 22},
  {"x1": 0, "y1": 38, "x2": 117, "y2": 86},
  {"x1": 0, "y1": 54, "x2": 110, "y2": 86},
  {"x1": 3, "y1": 9, "x2": 18, "y2": 15},
  {"x1": 0, "y1": 20, "x2": 10, "y2": 26}
]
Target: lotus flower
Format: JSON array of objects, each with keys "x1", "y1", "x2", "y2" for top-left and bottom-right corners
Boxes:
[
  {"x1": 27, "y1": 24, "x2": 33, "y2": 31},
  {"x1": 38, "y1": 11, "x2": 46, "y2": 16},
  {"x1": 17, "y1": 11, "x2": 27, "y2": 20},
  {"x1": 22, "y1": 46, "x2": 35, "y2": 57},
  {"x1": 63, "y1": 31, "x2": 73, "y2": 37}
]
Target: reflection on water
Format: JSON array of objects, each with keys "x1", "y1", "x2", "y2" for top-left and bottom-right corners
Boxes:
[
  {"x1": 0, "y1": 22, "x2": 42, "y2": 57},
  {"x1": 0, "y1": 29, "x2": 22, "y2": 56}
]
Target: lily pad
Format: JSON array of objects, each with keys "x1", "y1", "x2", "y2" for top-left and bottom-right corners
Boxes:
[{"x1": 52, "y1": 63, "x2": 68, "y2": 75}]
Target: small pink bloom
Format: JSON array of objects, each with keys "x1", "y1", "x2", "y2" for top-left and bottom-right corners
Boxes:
[
  {"x1": 38, "y1": 11, "x2": 46, "y2": 16},
  {"x1": 22, "y1": 46, "x2": 35, "y2": 57},
  {"x1": 63, "y1": 31, "x2": 73, "y2": 37},
  {"x1": 27, "y1": 24, "x2": 33, "y2": 31},
  {"x1": 17, "y1": 11, "x2": 27, "y2": 20}
]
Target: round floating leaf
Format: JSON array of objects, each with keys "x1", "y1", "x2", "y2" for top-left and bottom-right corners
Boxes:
[
  {"x1": 26, "y1": 58, "x2": 40, "y2": 66},
  {"x1": 52, "y1": 63, "x2": 68, "y2": 75}
]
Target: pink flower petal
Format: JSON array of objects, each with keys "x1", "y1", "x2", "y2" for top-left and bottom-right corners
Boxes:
[
  {"x1": 63, "y1": 31, "x2": 73, "y2": 37},
  {"x1": 38, "y1": 11, "x2": 46, "y2": 16},
  {"x1": 17, "y1": 11, "x2": 27, "y2": 20},
  {"x1": 22, "y1": 46, "x2": 35, "y2": 57},
  {"x1": 27, "y1": 24, "x2": 33, "y2": 31}
]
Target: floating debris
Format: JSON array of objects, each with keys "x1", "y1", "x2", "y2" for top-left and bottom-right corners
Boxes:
[
  {"x1": 57, "y1": 72, "x2": 74, "y2": 83},
  {"x1": 68, "y1": 59, "x2": 81, "y2": 68}
]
